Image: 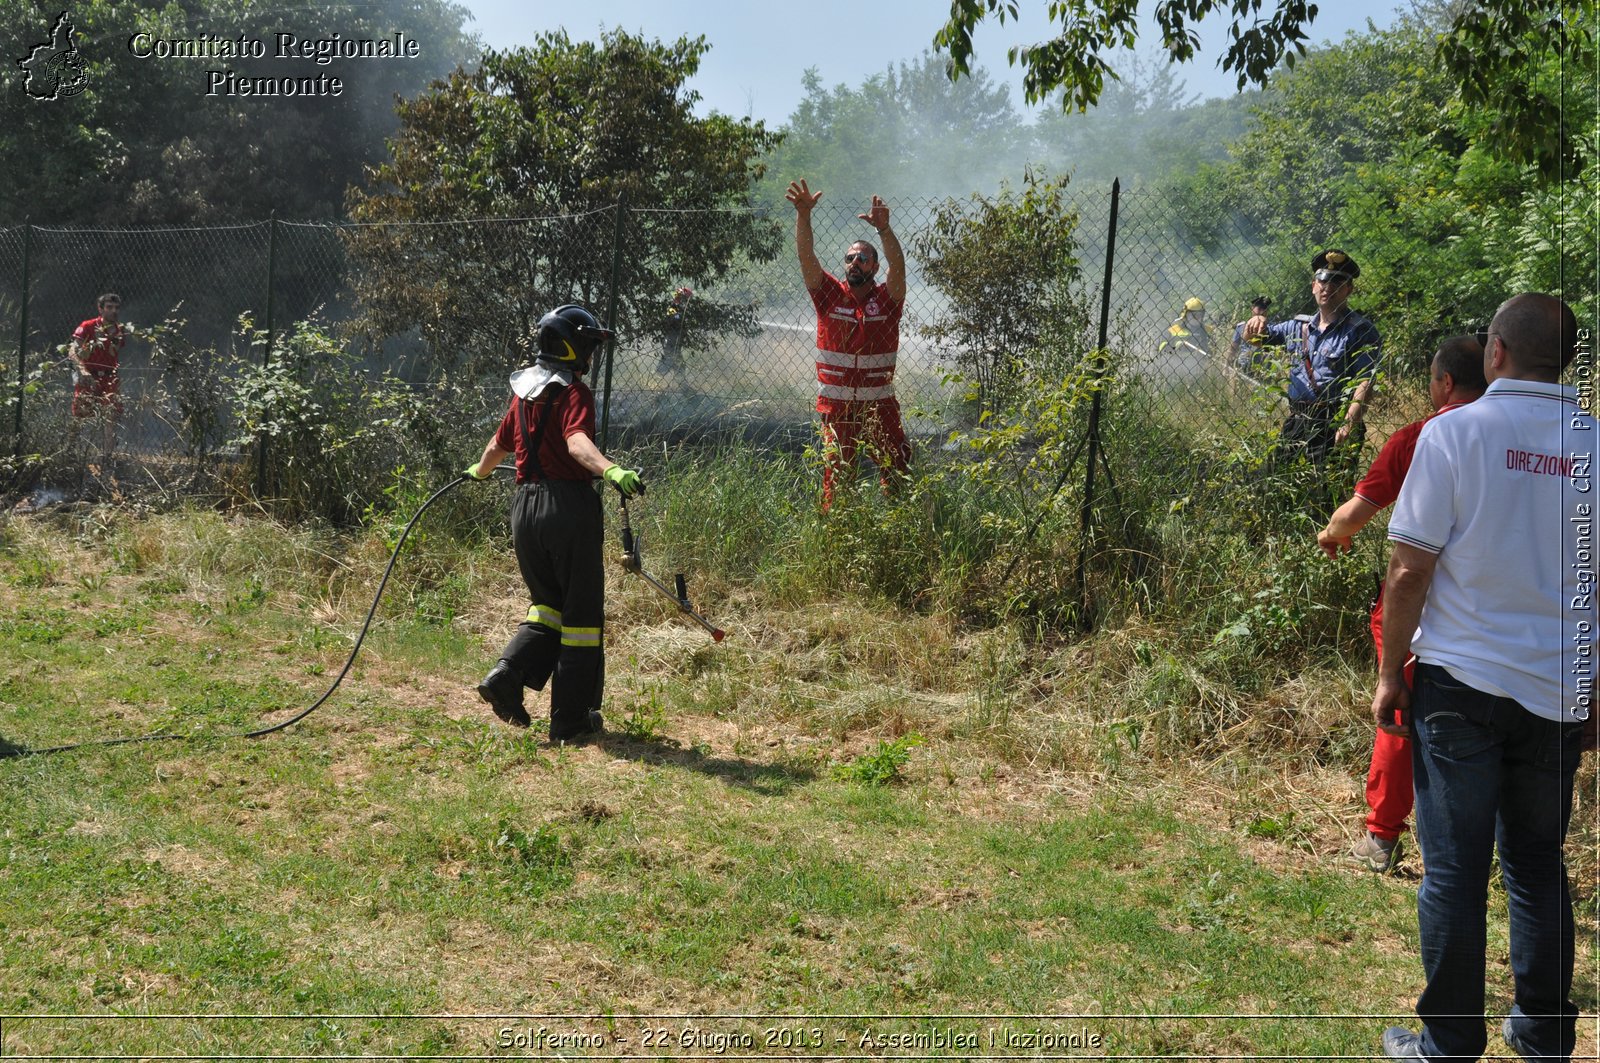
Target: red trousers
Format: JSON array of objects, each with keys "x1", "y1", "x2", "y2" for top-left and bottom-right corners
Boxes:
[
  {"x1": 72, "y1": 370, "x2": 121, "y2": 418},
  {"x1": 819, "y1": 398, "x2": 911, "y2": 511},
  {"x1": 1366, "y1": 583, "x2": 1415, "y2": 840}
]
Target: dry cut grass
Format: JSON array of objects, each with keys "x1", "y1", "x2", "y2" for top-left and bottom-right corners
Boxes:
[{"x1": 0, "y1": 504, "x2": 1594, "y2": 1060}]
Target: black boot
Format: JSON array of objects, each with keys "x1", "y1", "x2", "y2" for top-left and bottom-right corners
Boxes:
[
  {"x1": 477, "y1": 661, "x2": 531, "y2": 728},
  {"x1": 549, "y1": 708, "x2": 603, "y2": 743}
]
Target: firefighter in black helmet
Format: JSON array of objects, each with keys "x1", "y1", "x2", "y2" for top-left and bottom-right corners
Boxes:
[{"x1": 463, "y1": 304, "x2": 643, "y2": 741}]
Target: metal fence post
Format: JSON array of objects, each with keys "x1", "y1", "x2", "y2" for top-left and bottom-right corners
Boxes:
[
  {"x1": 255, "y1": 213, "x2": 278, "y2": 497},
  {"x1": 1075, "y1": 178, "x2": 1121, "y2": 620},
  {"x1": 598, "y1": 193, "x2": 627, "y2": 452},
  {"x1": 12, "y1": 220, "x2": 31, "y2": 463}
]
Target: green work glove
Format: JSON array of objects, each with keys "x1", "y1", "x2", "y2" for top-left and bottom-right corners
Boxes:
[
  {"x1": 463, "y1": 461, "x2": 491, "y2": 481},
  {"x1": 602, "y1": 464, "x2": 644, "y2": 497}
]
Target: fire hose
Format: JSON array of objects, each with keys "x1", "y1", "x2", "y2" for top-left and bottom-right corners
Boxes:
[
  {"x1": 7, "y1": 468, "x2": 721, "y2": 758},
  {"x1": 8, "y1": 470, "x2": 485, "y2": 757}
]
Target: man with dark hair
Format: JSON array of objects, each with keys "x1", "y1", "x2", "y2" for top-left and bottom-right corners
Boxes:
[
  {"x1": 785, "y1": 178, "x2": 911, "y2": 511},
  {"x1": 1245, "y1": 250, "x2": 1382, "y2": 468},
  {"x1": 1377, "y1": 294, "x2": 1596, "y2": 1061},
  {"x1": 69, "y1": 292, "x2": 126, "y2": 466},
  {"x1": 1317, "y1": 335, "x2": 1487, "y2": 873}
]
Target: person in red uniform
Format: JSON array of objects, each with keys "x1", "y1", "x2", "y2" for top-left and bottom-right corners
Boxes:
[
  {"x1": 69, "y1": 292, "x2": 126, "y2": 464},
  {"x1": 785, "y1": 179, "x2": 911, "y2": 511},
  {"x1": 1316, "y1": 334, "x2": 1485, "y2": 871},
  {"x1": 463, "y1": 304, "x2": 643, "y2": 742}
]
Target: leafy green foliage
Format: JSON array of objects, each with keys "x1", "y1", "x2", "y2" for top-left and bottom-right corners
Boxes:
[
  {"x1": 914, "y1": 170, "x2": 1092, "y2": 412},
  {"x1": 145, "y1": 309, "x2": 227, "y2": 460},
  {"x1": 1159, "y1": 9, "x2": 1596, "y2": 372},
  {"x1": 933, "y1": 0, "x2": 1589, "y2": 183},
  {"x1": 1437, "y1": 0, "x2": 1594, "y2": 179},
  {"x1": 833, "y1": 734, "x2": 923, "y2": 787},
  {"x1": 345, "y1": 30, "x2": 783, "y2": 378},
  {"x1": 222, "y1": 314, "x2": 446, "y2": 523},
  {"x1": 0, "y1": 0, "x2": 478, "y2": 224},
  {"x1": 490, "y1": 818, "x2": 570, "y2": 870},
  {"x1": 935, "y1": 0, "x2": 1323, "y2": 111},
  {"x1": 763, "y1": 53, "x2": 1028, "y2": 201},
  {"x1": 618, "y1": 697, "x2": 671, "y2": 743}
]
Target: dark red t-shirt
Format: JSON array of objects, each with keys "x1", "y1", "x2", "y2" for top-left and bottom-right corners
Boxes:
[
  {"x1": 73, "y1": 316, "x2": 125, "y2": 375},
  {"x1": 493, "y1": 382, "x2": 596, "y2": 482},
  {"x1": 1358, "y1": 402, "x2": 1467, "y2": 631},
  {"x1": 1353, "y1": 403, "x2": 1467, "y2": 509}
]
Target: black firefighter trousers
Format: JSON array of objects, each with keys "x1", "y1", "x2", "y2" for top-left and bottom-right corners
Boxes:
[{"x1": 497, "y1": 479, "x2": 605, "y2": 733}]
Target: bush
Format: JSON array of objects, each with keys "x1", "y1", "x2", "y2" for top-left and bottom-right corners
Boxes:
[
  {"x1": 915, "y1": 169, "x2": 1094, "y2": 415},
  {"x1": 226, "y1": 315, "x2": 487, "y2": 525}
]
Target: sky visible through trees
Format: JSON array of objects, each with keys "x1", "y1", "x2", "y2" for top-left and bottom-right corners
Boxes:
[{"x1": 458, "y1": 0, "x2": 1408, "y2": 125}]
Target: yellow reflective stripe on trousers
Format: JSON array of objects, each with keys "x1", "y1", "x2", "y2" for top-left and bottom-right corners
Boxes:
[
  {"x1": 560, "y1": 625, "x2": 602, "y2": 648},
  {"x1": 527, "y1": 603, "x2": 562, "y2": 629}
]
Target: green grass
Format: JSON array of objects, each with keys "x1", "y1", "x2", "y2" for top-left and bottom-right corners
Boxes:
[{"x1": 0, "y1": 502, "x2": 1593, "y2": 1059}]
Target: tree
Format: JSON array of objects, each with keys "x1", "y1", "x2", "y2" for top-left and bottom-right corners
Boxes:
[
  {"x1": 0, "y1": 0, "x2": 479, "y2": 223},
  {"x1": 1222, "y1": 15, "x2": 1467, "y2": 243},
  {"x1": 763, "y1": 52, "x2": 1030, "y2": 201},
  {"x1": 1031, "y1": 48, "x2": 1249, "y2": 187},
  {"x1": 1157, "y1": 9, "x2": 1595, "y2": 384},
  {"x1": 933, "y1": 0, "x2": 1592, "y2": 176},
  {"x1": 344, "y1": 30, "x2": 783, "y2": 378},
  {"x1": 913, "y1": 169, "x2": 1091, "y2": 412},
  {"x1": 1436, "y1": 0, "x2": 1594, "y2": 179},
  {"x1": 935, "y1": 0, "x2": 1323, "y2": 111}
]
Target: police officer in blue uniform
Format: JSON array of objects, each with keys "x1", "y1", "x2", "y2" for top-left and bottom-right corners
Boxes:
[{"x1": 1245, "y1": 249, "x2": 1382, "y2": 470}]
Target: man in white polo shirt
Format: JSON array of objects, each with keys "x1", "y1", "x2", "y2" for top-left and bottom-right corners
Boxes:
[{"x1": 1376, "y1": 294, "x2": 1596, "y2": 1062}]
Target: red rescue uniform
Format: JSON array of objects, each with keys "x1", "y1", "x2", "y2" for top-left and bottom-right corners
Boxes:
[{"x1": 808, "y1": 271, "x2": 911, "y2": 508}]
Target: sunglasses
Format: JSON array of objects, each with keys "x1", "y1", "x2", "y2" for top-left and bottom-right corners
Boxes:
[{"x1": 844, "y1": 252, "x2": 874, "y2": 264}]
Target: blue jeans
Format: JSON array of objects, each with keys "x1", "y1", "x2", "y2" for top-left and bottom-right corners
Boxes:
[{"x1": 1410, "y1": 663, "x2": 1584, "y2": 1062}]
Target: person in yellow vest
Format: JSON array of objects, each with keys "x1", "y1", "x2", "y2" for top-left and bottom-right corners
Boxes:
[
  {"x1": 657, "y1": 286, "x2": 692, "y2": 374},
  {"x1": 1158, "y1": 297, "x2": 1212, "y2": 356}
]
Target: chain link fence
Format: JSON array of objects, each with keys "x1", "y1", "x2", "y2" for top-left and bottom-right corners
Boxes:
[
  {"x1": 3, "y1": 181, "x2": 1592, "y2": 521},
  {"x1": 0, "y1": 227, "x2": 24, "y2": 458}
]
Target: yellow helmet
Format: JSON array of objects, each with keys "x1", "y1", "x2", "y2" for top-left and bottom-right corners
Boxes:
[{"x1": 1184, "y1": 297, "x2": 1205, "y2": 312}]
